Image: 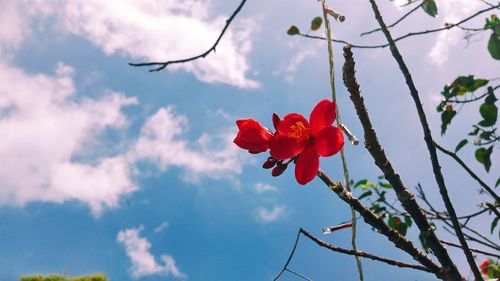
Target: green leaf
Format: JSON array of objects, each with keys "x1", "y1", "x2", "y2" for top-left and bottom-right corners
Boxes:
[
  {"x1": 358, "y1": 190, "x2": 372, "y2": 200},
  {"x1": 310, "y1": 16, "x2": 323, "y2": 31},
  {"x1": 287, "y1": 25, "x2": 300, "y2": 36},
  {"x1": 479, "y1": 130, "x2": 494, "y2": 140},
  {"x1": 491, "y1": 217, "x2": 499, "y2": 234},
  {"x1": 354, "y1": 179, "x2": 368, "y2": 188},
  {"x1": 436, "y1": 102, "x2": 445, "y2": 112},
  {"x1": 488, "y1": 32, "x2": 500, "y2": 60},
  {"x1": 479, "y1": 102, "x2": 498, "y2": 127},
  {"x1": 388, "y1": 216, "x2": 408, "y2": 236},
  {"x1": 441, "y1": 109, "x2": 457, "y2": 135},
  {"x1": 379, "y1": 182, "x2": 393, "y2": 189},
  {"x1": 422, "y1": 0, "x2": 438, "y2": 17},
  {"x1": 475, "y1": 146, "x2": 493, "y2": 172},
  {"x1": 469, "y1": 127, "x2": 480, "y2": 136},
  {"x1": 404, "y1": 215, "x2": 413, "y2": 228},
  {"x1": 455, "y1": 139, "x2": 468, "y2": 153},
  {"x1": 451, "y1": 75, "x2": 488, "y2": 95},
  {"x1": 485, "y1": 91, "x2": 498, "y2": 105}
]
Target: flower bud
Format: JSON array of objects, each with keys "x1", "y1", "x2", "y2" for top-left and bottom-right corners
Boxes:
[
  {"x1": 272, "y1": 113, "x2": 281, "y2": 131},
  {"x1": 271, "y1": 166, "x2": 284, "y2": 177},
  {"x1": 262, "y1": 158, "x2": 277, "y2": 169}
]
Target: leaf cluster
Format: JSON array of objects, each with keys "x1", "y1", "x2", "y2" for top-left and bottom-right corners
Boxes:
[{"x1": 20, "y1": 274, "x2": 108, "y2": 281}]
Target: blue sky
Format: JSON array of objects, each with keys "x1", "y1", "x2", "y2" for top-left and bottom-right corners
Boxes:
[{"x1": 0, "y1": 0, "x2": 498, "y2": 280}]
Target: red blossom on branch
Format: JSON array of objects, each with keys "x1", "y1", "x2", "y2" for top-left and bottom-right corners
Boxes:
[
  {"x1": 480, "y1": 260, "x2": 490, "y2": 275},
  {"x1": 233, "y1": 119, "x2": 274, "y2": 153},
  {"x1": 233, "y1": 99, "x2": 344, "y2": 185}
]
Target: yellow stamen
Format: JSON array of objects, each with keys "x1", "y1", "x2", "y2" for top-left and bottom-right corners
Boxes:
[{"x1": 288, "y1": 122, "x2": 311, "y2": 143}]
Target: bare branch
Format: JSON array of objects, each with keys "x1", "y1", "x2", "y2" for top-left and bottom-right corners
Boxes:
[
  {"x1": 273, "y1": 230, "x2": 302, "y2": 281},
  {"x1": 300, "y1": 4, "x2": 499, "y2": 49},
  {"x1": 129, "y1": 0, "x2": 247, "y2": 72},
  {"x1": 316, "y1": 170, "x2": 444, "y2": 279},
  {"x1": 367, "y1": 0, "x2": 482, "y2": 279},
  {"x1": 300, "y1": 228, "x2": 434, "y2": 273},
  {"x1": 342, "y1": 44, "x2": 462, "y2": 281},
  {"x1": 440, "y1": 240, "x2": 500, "y2": 259},
  {"x1": 433, "y1": 142, "x2": 500, "y2": 203},
  {"x1": 447, "y1": 85, "x2": 500, "y2": 104},
  {"x1": 361, "y1": 1, "x2": 424, "y2": 36}
]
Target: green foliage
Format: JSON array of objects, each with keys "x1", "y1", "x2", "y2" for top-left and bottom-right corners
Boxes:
[
  {"x1": 388, "y1": 216, "x2": 408, "y2": 236},
  {"x1": 485, "y1": 14, "x2": 500, "y2": 60},
  {"x1": 479, "y1": 92, "x2": 498, "y2": 127},
  {"x1": 454, "y1": 139, "x2": 468, "y2": 153},
  {"x1": 20, "y1": 274, "x2": 108, "y2": 281},
  {"x1": 491, "y1": 216, "x2": 499, "y2": 235},
  {"x1": 310, "y1": 16, "x2": 323, "y2": 31},
  {"x1": 419, "y1": 223, "x2": 436, "y2": 253},
  {"x1": 287, "y1": 25, "x2": 300, "y2": 36},
  {"x1": 475, "y1": 146, "x2": 493, "y2": 172},
  {"x1": 441, "y1": 75, "x2": 489, "y2": 99},
  {"x1": 440, "y1": 107, "x2": 456, "y2": 135},
  {"x1": 436, "y1": 74, "x2": 498, "y2": 171},
  {"x1": 422, "y1": 0, "x2": 438, "y2": 17},
  {"x1": 354, "y1": 177, "x2": 412, "y2": 237}
]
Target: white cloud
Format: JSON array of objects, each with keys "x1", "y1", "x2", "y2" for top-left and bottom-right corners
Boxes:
[
  {"x1": 428, "y1": 0, "x2": 482, "y2": 65},
  {"x1": 131, "y1": 107, "x2": 244, "y2": 183},
  {"x1": 254, "y1": 182, "x2": 277, "y2": 194},
  {"x1": 274, "y1": 49, "x2": 314, "y2": 83},
  {"x1": 0, "y1": 62, "x2": 137, "y2": 216},
  {"x1": 255, "y1": 205, "x2": 286, "y2": 223},
  {"x1": 153, "y1": 221, "x2": 169, "y2": 234},
  {"x1": 7, "y1": 0, "x2": 258, "y2": 88},
  {"x1": 117, "y1": 226, "x2": 186, "y2": 279}
]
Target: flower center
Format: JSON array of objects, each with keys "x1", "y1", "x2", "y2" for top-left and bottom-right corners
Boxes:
[{"x1": 288, "y1": 122, "x2": 311, "y2": 144}]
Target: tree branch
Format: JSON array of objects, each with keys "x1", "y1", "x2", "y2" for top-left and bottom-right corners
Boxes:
[
  {"x1": 367, "y1": 0, "x2": 483, "y2": 279},
  {"x1": 300, "y1": 228, "x2": 433, "y2": 273},
  {"x1": 433, "y1": 142, "x2": 500, "y2": 202},
  {"x1": 316, "y1": 170, "x2": 444, "y2": 279},
  {"x1": 342, "y1": 44, "x2": 463, "y2": 280},
  {"x1": 440, "y1": 240, "x2": 500, "y2": 259},
  {"x1": 300, "y1": 4, "x2": 499, "y2": 49},
  {"x1": 273, "y1": 230, "x2": 303, "y2": 281},
  {"x1": 129, "y1": 0, "x2": 247, "y2": 72},
  {"x1": 360, "y1": 1, "x2": 424, "y2": 37}
]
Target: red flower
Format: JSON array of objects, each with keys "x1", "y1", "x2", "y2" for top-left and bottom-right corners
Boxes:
[
  {"x1": 480, "y1": 260, "x2": 490, "y2": 275},
  {"x1": 233, "y1": 119, "x2": 274, "y2": 153},
  {"x1": 269, "y1": 99, "x2": 344, "y2": 185}
]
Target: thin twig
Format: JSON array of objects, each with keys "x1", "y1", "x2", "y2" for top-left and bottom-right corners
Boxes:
[
  {"x1": 342, "y1": 44, "x2": 461, "y2": 281},
  {"x1": 440, "y1": 240, "x2": 500, "y2": 259},
  {"x1": 300, "y1": 228, "x2": 433, "y2": 273},
  {"x1": 433, "y1": 142, "x2": 500, "y2": 203},
  {"x1": 367, "y1": 0, "x2": 482, "y2": 279},
  {"x1": 317, "y1": 169, "x2": 444, "y2": 279},
  {"x1": 361, "y1": 1, "x2": 424, "y2": 36},
  {"x1": 273, "y1": 230, "x2": 302, "y2": 281},
  {"x1": 284, "y1": 268, "x2": 312, "y2": 281},
  {"x1": 416, "y1": 185, "x2": 500, "y2": 251},
  {"x1": 319, "y1": 2, "x2": 363, "y2": 280},
  {"x1": 129, "y1": 0, "x2": 247, "y2": 72},
  {"x1": 300, "y1": 4, "x2": 499, "y2": 49},
  {"x1": 447, "y1": 85, "x2": 500, "y2": 104}
]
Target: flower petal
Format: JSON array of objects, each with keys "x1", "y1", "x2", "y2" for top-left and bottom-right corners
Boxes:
[
  {"x1": 314, "y1": 126, "x2": 344, "y2": 157},
  {"x1": 234, "y1": 119, "x2": 273, "y2": 152},
  {"x1": 269, "y1": 135, "x2": 304, "y2": 160},
  {"x1": 277, "y1": 113, "x2": 309, "y2": 136},
  {"x1": 309, "y1": 99, "x2": 336, "y2": 135},
  {"x1": 295, "y1": 146, "x2": 319, "y2": 185}
]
